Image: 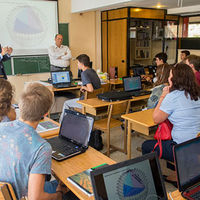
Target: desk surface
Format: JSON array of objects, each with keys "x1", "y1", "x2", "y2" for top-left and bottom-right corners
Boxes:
[
  {"x1": 52, "y1": 147, "x2": 116, "y2": 200},
  {"x1": 39, "y1": 117, "x2": 60, "y2": 139},
  {"x1": 122, "y1": 108, "x2": 155, "y2": 128},
  {"x1": 47, "y1": 85, "x2": 81, "y2": 92},
  {"x1": 77, "y1": 95, "x2": 150, "y2": 109}
]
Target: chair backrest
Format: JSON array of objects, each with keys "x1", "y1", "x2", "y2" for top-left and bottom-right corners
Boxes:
[
  {"x1": 84, "y1": 87, "x2": 104, "y2": 100},
  {"x1": 0, "y1": 182, "x2": 17, "y2": 200},
  {"x1": 110, "y1": 100, "x2": 130, "y2": 116}
]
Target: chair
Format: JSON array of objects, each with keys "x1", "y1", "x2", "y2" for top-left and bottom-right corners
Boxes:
[
  {"x1": 0, "y1": 182, "x2": 17, "y2": 200},
  {"x1": 84, "y1": 87, "x2": 104, "y2": 100},
  {"x1": 93, "y1": 100, "x2": 130, "y2": 157}
]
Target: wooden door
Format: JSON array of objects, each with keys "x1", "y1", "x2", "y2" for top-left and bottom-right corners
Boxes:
[{"x1": 108, "y1": 19, "x2": 127, "y2": 77}]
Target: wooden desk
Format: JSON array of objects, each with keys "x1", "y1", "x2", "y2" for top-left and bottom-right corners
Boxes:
[
  {"x1": 52, "y1": 147, "x2": 116, "y2": 200},
  {"x1": 47, "y1": 85, "x2": 81, "y2": 92},
  {"x1": 77, "y1": 95, "x2": 150, "y2": 116},
  {"x1": 122, "y1": 109, "x2": 156, "y2": 159},
  {"x1": 39, "y1": 117, "x2": 60, "y2": 139}
]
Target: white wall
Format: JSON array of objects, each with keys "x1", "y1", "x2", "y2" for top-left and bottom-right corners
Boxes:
[{"x1": 71, "y1": 0, "x2": 134, "y2": 13}]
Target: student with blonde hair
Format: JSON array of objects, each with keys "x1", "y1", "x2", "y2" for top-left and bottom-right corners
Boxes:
[
  {"x1": 0, "y1": 83, "x2": 68, "y2": 199},
  {"x1": 0, "y1": 79, "x2": 16, "y2": 122}
]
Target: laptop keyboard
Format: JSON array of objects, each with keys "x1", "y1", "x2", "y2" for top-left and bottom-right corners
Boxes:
[
  {"x1": 48, "y1": 137, "x2": 81, "y2": 155},
  {"x1": 53, "y1": 84, "x2": 75, "y2": 88},
  {"x1": 128, "y1": 90, "x2": 151, "y2": 97},
  {"x1": 190, "y1": 191, "x2": 200, "y2": 199}
]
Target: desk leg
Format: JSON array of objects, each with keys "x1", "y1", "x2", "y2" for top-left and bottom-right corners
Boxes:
[
  {"x1": 124, "y1": 119, "x2": 127, "y2": 154},
  {"x1": 127, "y1": 121, "x2": 132, "y2": 160},
  {"x1": 82, "y1": 106, "x2": 86, "y2": 114}
]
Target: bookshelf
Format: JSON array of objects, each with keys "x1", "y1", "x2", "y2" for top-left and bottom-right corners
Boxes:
[{"x1": 135, "y1": 27, "x2": 151, "y2": 60}]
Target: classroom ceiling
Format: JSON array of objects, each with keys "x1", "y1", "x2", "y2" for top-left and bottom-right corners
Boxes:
[{"x1": 123, "y1": 0, "x2": 200, "y2": 9}]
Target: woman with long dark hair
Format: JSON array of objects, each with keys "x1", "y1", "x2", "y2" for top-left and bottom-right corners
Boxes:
[{"x1": 142, "y1": 63, "x2": 200, "y2": 162}]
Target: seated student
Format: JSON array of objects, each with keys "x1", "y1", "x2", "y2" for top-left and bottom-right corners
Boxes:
[
  {"x1": 185, "y1": 54, "x2": 200, "y2": 85},
  {"x1": 142, "y1": 63, "x2": 200, "y2": 163},
  {"x1": 0, "y1": 83, "x2": 67, "y2": 200},
  {"x1": 142, "y1": 52, "x2": 168, "y2": 83},
  {"x1": 180, "y1": 50, "x2": 190, "y2": 61},
  {"x1": 147, "y1": 63, "x2": 172, "y2": 109},
  {"x1": 0, "y1": 79, "x2": 16, "y2": 122},
  {"x1": 60, "y1": 54, "x2": 101, "y2": 123}
]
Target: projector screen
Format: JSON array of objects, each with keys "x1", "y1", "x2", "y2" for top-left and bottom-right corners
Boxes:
[{"x1": 0, "y1": 0, "x2": 58, "y2": 56}]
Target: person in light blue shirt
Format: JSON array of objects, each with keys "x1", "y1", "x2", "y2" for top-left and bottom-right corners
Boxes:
[
  {"x1": 142, "y1": 63, "x2": 200, "y2": 162},
  {"x1": 0, "y1": 83, "x2": 67, "y2": 200}
]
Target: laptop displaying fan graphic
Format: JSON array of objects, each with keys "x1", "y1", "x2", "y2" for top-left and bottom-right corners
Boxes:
[{"x1": 90, "y1": 153, "x2": 167, "y2": 200}]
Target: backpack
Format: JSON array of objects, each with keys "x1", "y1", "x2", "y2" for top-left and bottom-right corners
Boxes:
[{"x1": 89, "y1": 130, "x2": 103, "y2": 151}]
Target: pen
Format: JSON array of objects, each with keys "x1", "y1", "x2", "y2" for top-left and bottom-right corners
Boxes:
[{"x1": 169, "y1": 192, "x2": 173, "y2": 200}]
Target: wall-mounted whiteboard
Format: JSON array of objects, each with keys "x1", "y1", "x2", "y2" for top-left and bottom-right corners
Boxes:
[{"x1": 0, "y1": 0, "x2": 58, "y2": 56}]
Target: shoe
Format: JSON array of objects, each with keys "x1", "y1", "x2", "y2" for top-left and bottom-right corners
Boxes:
[{"x1": 163, "y1": 175, "x2": 177, "y2": 188}]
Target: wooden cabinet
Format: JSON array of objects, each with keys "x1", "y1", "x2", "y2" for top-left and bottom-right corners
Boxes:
[{"x1": 102, "y1": 7, "x2": 178, "y2": 76}]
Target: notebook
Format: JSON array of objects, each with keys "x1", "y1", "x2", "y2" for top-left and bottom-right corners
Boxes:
[
  {"x1": 174, "y1": 137, "x2": 200, "y2": 200},
  {"x1": 46, "y1": 109, "x2": 94, "y2": 161},
  {"x1": 90, "y1": 152, "x2": 167, "y2": 200},
  {"x1": 51, "y1": 71, "x2": 75, "y2": 88}
]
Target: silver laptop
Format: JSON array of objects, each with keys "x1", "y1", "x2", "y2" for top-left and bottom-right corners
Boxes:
[{"x1": 47, "y1": 109, "x2": 94, "y2": 161}]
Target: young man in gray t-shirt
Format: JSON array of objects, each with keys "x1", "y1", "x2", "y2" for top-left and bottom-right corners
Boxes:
[{"x1": 60, "y1": 54, "x2": 101, "y2": 123}]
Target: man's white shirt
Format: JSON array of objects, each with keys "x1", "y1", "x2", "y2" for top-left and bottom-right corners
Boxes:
[{"x1": 48, "y1": 45, "x2": 72, "y2": 68}]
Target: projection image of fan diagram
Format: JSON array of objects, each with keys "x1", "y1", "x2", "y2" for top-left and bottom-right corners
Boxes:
[
  {"x1": 117, "y1": 168, "x2": 148, "y2": 200},
  {"x1": 7, "y1": 5, "x2": 47, "y2": 47}
]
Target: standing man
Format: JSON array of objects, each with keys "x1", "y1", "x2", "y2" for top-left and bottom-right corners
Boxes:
[
  {"x1": 0, "y1": 45, "x2": 13, "y2": 79},
  {"x1": 48, "y1": 34, "x2": 72, "y2": 71}
]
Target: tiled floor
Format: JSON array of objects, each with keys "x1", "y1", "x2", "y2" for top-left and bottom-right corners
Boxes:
[{"x1": 100, "y1": 126, "x2": 177, "y2": 194}]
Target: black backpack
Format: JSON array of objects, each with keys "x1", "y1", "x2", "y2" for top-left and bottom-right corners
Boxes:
[{"x1": 89, "y1": 130, "x2": 103, "y2": 151}]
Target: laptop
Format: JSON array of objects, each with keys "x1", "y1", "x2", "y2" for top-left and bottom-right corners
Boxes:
[
  {"x1": 97, "y1": 76, "x2": 151, "y2": 101},
  {"x1": 46, "y1": 109, "x2": 94, "y2": 161},
  {"x1": 51, "y1": 71, "x2": 75, "y2": 88},
  {"x1": 90, "y1": 152, "x2": 167, "y2": 200},
  {"x1": 174, "y1": 137, "x2": 200, "y2": 200}
]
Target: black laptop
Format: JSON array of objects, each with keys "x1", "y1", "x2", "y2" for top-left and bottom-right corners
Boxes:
[
  {"x1": 46, "y1": 109, "x2": 94, "y2": 161},
  {"x1": 97, "y1": 76, "x2": 151, "y2": 101},
  {"x1": 51, "y1": 71, "x2": 75, "y2": 88},
  {"x1": 174, "y1": 137, "x2": 200, "y2": 200},
  {"x1": 90, "y1": 152, "x2": 167, "y2": 200}
]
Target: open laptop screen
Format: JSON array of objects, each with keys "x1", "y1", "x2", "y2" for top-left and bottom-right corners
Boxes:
[
  {"x1": 123, "y1": 76, "x2": 142, "y2": 92},
  {"x1": 91, "y1": 153, "x2": 167, "y2": 200},
  {"x1": 174, "y1": 137, "x2": 200, "y2": 192},
  {"x1": 60, "y1": 110, "x2": 94, "y2": 147},
  {"x1": 51, "y1": 71, "x2": 70, "y2": 84}
]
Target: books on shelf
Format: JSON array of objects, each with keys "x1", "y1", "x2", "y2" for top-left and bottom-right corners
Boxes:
[{"x1": 67, "y1": 163, "x2": 108, "y2": 196}]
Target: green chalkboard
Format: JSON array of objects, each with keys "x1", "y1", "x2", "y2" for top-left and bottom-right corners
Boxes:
[
  {"x1": 58, "y1": 23, "x2": 69, "y2": 46},
  {"x1": 4, "y1": 59, "x2": 12, "y2": 75},
  {"x1": 14, "y1": 56, "x2": 50, "y2": 74}
]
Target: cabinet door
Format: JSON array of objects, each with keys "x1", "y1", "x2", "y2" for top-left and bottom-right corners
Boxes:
[{"x1": 108, "y1": 19, "x2": 127, "y2": 77}]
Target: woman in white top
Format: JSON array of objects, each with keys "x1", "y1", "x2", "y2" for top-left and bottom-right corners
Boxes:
[{"x1": 0, "y1": 79, "x2": 16, "y2": 122}]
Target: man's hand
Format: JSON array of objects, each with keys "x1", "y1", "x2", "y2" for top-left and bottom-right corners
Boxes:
[
  {"x1": 7, "y1": 47, "x2": 13, "y2": 55},
  {"x1": 80, "y1": 86, "x2": 86, "y2": 92},
  {"x1": 1, "y1": 47, "x2": 8, "y2": 56},
  {"x1": 64, "y1": 52, "x2": 68, "y2": 55}
]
